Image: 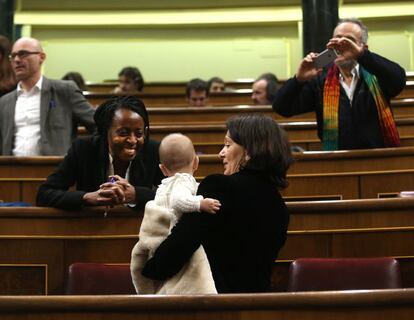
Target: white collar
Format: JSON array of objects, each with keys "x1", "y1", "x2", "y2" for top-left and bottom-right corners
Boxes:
[
  {"x1": 17, "y1": 75, "x2": 43, "y2": 94},
  {"x1": 108, "y1": 153, "x2": 132, "y2": 181},
  {"x1": 339, "y1": 63, "x2": 360, "y2": 80}
]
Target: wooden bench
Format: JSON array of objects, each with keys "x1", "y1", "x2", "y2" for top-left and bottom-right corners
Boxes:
[
  {"x1": 0, "y1": 198, "x2": 413, "y2": 294},
  {"x1": 87, "y1": 79, "x2": 254, "y2": 93},
  {"x1": 3, "y1": 147, "x2": 414, "y2": 202},
  {"x1": 84, "y1": 90, "x2": 253, "y2": 108},
  {"x1": 0, "y1": 289, "x2": 413, "y2": 319},
  {"x1": 147, "y1": 105, "x2": 314, "y2": 124},
  {"x1": 146, "y1": 117, "x2": 414, "y2": 144},
  {"x1": 145, "y1": 99, "x2": 413, "y2": 126},
  {"x1": 191, "y1": 134, "x2": 414, "y2": 153},
  {"x1": 83, "y1": 81, "x2": 414, "y2": 107},
  {"x1": 271, "y1": 256, "x2": 414, "y2": 291},
  {"x1": 4, "y1": 168, "x2": 413, "y2": 203}
]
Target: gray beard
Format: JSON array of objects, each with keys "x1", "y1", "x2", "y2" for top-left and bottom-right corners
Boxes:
[{"x1": 335, "y1": 59, "x2": 356, "y2": 70}]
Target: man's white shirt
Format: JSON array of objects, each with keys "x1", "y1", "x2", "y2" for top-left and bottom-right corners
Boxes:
[
  {"x1": 339, "y1": 64, "x2": 360, "y2": 104},
  {"x1": 13, "y1": 76, "x2": 43, "y2": 156}
]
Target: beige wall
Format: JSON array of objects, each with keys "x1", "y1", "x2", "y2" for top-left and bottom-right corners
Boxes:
[{"x1": 14, "y1": 0, "x2": 414, "y2": 82}]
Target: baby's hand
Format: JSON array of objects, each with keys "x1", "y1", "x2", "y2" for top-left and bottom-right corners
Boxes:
[{"x1": 200, "y1": 198, "x2": 221, "y2": 214}]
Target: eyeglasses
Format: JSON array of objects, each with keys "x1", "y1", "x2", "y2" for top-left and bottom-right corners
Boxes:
[{"x1": 9, "y1": 50, "x2": 41, "y2": 61}]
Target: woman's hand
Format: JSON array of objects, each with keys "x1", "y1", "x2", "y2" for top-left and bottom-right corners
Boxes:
[
  {"x1": 82, "y1": 190, "x2": 120, "y2": 206},
  {"x1": 107, "y1": 175, "x2": 136, "y2": 204}
]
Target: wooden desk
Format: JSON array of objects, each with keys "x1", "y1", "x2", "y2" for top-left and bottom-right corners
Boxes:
[
  {"x1": 3, "y1": 147, "x2": 414, "y2": 202},
  {"x1": 146, "y1": 100, "x2": 413, "y2": 126},
  {"x1": 83, "y1": 82, "x2": 414, "y2": 108},
  {"x1": 0, "y1": 198, "x2": 413, "y2": 294},
  {"x1": 87, "y1": 79, "x2": 255, "y2": 94},
  {"x1": 147, "y1": 105, "x2": 314, "y2": 124},
  {"x1": 84, "y1": 90, "x2": 253, "y2": 108},
  {"x1": 194, "y1": 147, "x2": 414, "y2": 176},
  {"x1": 397, "y1": 81, "x2": 414, "y2": 99},
  {"x1": 0, "y1": 289, "x2": 413, "y2": 319},
  {"x1": 193, "y1": 135, "x2": 414, "y2": 153},
  {"x1": 146, "y1": 117, "x2": 414, "y2": 143},
  {"x1": 3, "y1": 168, "x2": 413, "y2": 203}
]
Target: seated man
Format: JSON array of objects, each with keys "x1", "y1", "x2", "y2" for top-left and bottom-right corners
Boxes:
[
  {"x1": 113, "y1": 66, "x2": 144, "y2": 94},
  {"x1": 273, "y1": 18, "x2": 406, "y2": 150},
  {"x1": 0, "y1": 37, "x2": 96, "y2": 156},
  {"x1": 208, "y1": 76, "x2": 225, "y2": 93},
  {"x1": 186, "y1": 78, "x2": 209, "y2": 107},
  {"x1": 251, "y1": 72, "x2": 279, "y2": 105}
]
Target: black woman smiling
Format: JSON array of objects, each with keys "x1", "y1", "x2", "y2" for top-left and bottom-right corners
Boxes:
[{"x1": 37, "y1": 95, "x2": 163, "y2": 210}]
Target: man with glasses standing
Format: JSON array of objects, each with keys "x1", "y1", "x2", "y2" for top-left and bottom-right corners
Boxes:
[{"x1": 0, "y1": 37, "x2": 96, "y2": 156}]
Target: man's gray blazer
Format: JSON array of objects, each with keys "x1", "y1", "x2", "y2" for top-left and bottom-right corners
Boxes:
[{"x1": 0, "y1": 77, "x2": 96, "y2": 155}]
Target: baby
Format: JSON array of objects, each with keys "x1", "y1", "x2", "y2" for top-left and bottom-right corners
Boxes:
[{"x1": 131, "y1": 133, "x2": 220, "y2": 294}]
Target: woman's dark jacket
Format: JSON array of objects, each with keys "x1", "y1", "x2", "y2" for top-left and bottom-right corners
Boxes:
[
  {"x1": 143, "y1": 169, "x2": 289, "y2": 293},
  {"x1": 36, "y1": 135, "x2": 163, "y2": 210}
]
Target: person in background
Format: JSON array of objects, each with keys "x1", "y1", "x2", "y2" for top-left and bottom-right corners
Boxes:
[
  {"x1": 273, "y1": 18, "x2": 406, "y2": 150},
  {"x1": 113, "y1": 66, "x2": 144, "y2": 94},
  {"x1": 0, "y1": 37, "x2": 96, "y2": 156},
  {"x1": 186, "y1": 78, "x2": 209, "y2": 107},
  {"x1": 142, "y1": 114, "x2": 293, "y2": 293},
  {"x1": 0, "y1": 35, "x2": 16, "y2": 97},
  {"x1": 62, "y1": 71, "x2": 88, "y2": 91},
  {"x1": 36, "y1": 95, "x2": 163, "y2": 211},
  {"x1": 208, "y1": 76, "x2": 225, "y2": 93},
  {"x1": 251, "y1": 72, "x2": 279, "y2": 105},
  {"x1": 131, "y1": 133, "x2": 220, "y2": 295}
]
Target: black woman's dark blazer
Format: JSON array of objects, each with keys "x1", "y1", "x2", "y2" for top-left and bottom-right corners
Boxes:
[
  {"x1": 36, "y1": 135, "x2": 163, "y2": 210},
  {"x1": 142, "y1": 169, "x2": 289, "y2": 293}
]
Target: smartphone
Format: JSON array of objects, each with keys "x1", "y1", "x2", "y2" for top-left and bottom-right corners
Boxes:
[{"x1": 313, "y1": 48, "x2": 337, "y2": 69}]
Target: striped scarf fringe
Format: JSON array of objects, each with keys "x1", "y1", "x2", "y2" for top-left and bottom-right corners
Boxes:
[{"x1": 322, "y1": 64, "x2": 400, "y2": 150}]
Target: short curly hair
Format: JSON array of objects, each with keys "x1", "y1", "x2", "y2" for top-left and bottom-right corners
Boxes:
[{"x1": 94, "y1": 95, "x2": 149, "y2": 140}]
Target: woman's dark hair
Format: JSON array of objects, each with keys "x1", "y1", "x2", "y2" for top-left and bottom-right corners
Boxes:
[
  {"x1": 0, "y1": 35, "x2": 16, "y2": 94},
  {"x1": 118, "y1": 66, "x2": 144, "y2": 91},
  {"x1": 94, "y1": 95, "x2": 150, "y2": 140},
  {"x1": 226, "y1": 113, "x2": 293, "y2": 188},
  {"x1": 62, "y1": 71, "x2": 88, "y2": 91}
]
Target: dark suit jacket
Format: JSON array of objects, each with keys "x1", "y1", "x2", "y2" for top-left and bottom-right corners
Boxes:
[
  {"x1": 272, "y1": 50, "x2": 406, "y2": 149},
  {"x1": 143, "y1": 169, "x2": 289, "y2": 293},
  {"x1": 36, "y1": 136, "x2": 164, "y2": 210},
  {"x1": 0, "y1": 77, "x2": 96, "y2": 155}
]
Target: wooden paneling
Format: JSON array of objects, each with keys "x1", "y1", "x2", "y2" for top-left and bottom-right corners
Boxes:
[
  {"x1": 396, "y1": 81, "x2": 414, "y2": 99},
  {"x1": 146, "y1": 117, "x2": 414, "y2": 144},
  {"x1": 87, "y1": 80, "x2": 253, "y2": 94},
  {"x1": 0, "y1": 265, "x2": 46, "y2": 295},
  {"x1": 3, "y1": 147, "x2": 414, "y2": 202},
  {"x1": 147, "y1": 105, "x2": 315, "y2": 124},
  {"x1": 0, "y1": 199, "x2": 413, "y2": 295},
  {"x1": 287, "y1": 197, "x2": 414, "y2": 230},
  {"x1": 83, "y1": 81, "x2": 414, "y2": 108},
  {"x1": 85, "y1": 90, "x2": 253, "y2": 108},
  {"x1": 144, "y1": 99, "x2": 413, "y2": 126},
  {"x1": 279, "y1": 227, "x2": 414, "y2": 259}
]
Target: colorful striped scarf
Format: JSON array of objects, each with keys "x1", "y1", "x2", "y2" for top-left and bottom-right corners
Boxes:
[{"x1": 322, "y1": 64, "x2": 400, "y2": 150}]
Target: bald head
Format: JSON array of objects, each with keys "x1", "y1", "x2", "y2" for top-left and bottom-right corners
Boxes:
[
  {"x1": 10, "y1": 37, "x2": 45, "y2": 88},
  {"x1": 159, "y1": 133, "x2": 196, "y2": 173},
  {"x1": 13, "y1": 37, "x2": 43, "y2": 52}
]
